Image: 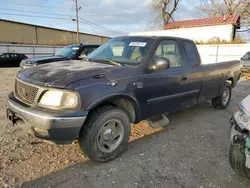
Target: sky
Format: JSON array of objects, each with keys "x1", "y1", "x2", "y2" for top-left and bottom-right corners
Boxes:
[{"x1": 0, "y1": 0, "x2": 206, "y2": 37}]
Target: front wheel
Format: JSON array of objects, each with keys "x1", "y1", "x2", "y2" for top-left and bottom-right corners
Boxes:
[
  {"x1": 78, "y1": 106, "x2": 131, "y2": 162},
  {"x1": 229, "y1": 144, "x2": 250, "y2": 178},
  {"x1": 212, "y1": 82, "x2": 232, "y2": 109}
]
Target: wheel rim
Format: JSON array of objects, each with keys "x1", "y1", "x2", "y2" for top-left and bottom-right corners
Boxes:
[
  {"x1": 222, "y1": 87, "x2": 230, "y2": 105},
  {"x1": 97, "y1": 119, "x2": 124, "y2": 153}
]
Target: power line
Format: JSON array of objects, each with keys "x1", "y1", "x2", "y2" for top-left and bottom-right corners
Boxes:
[
  {"x1": 0, "y1": 12, "x2": 125, "y2": 35},
  {"x1": 0, "y1": 1, "x2": 73, "y2": 9},
  {"x1": 0, "y1": 13, "x2": 123, "y2": 36},
  {"x1": 79, "y1": 20, "x2": 124, "y2": 35},
  {"x1": 0, "y1": 13, "x2": 69, "y2": 20},
  {"x1": 0, "y1": 6, "x2": 146, "y2": 17},
  {"x1": 79, "y1": 18, "x2": 125, "y2": 34},
  {"x1": 80, "y1": 13, "x2": 148, "y2": 16},
  {"x1": 0, "y1": 8, "x2": 74, "y2": 18},
  {"x1": 0, "y1": 0, "x2": 146, "y2": 16},
  {"x1": 79, "y1": 18, "x2": 127, "y2": 35}
]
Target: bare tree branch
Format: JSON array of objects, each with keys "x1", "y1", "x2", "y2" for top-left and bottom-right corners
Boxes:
[
  {"x1": 196, "y1": 0, "x2": 250, "y2": 27},
  {"x1": 150, "y1": 0, "x2": 181, "y2": 25}
]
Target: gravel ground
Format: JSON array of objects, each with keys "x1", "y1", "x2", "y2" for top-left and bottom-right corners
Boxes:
[{"x1": 0, "y1": 68, "x2": 250, "y2": 188}]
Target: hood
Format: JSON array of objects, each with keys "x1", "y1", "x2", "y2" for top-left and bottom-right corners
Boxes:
[
  {"x1": 17, "y1": 60, "x2": 118, "y2": 88},
  {"x1": 21, "y1": 56, "x2": 69, "y2": 64}
]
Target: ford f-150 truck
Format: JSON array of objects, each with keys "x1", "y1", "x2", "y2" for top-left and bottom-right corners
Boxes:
[
  {"x1": 19, "y1": 44, "x2": 99, "y2": 70},
  {"x1": 7, "y1": 36, "x2": 241, "y2": 162}
]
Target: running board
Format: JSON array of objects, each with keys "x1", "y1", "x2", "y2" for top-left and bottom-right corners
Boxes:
[{"x1": 147, "y1": 114, "x2": 170, "y2": 128}]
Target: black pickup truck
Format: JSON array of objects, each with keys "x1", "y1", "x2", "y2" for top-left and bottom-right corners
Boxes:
[
  {"x1": 19, "y1": 44, "x2": 99, "y2": 70},
  {"x1": 7, "y1": 36, "x2": 241, "y2": 162}
]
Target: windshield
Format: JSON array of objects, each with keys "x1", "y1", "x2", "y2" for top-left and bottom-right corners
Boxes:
[
  {"x1": 55, "y1": 46, "x2": 80, "y2": 57},
  {"x1": 242, "y1": 52, "x2": 250, "y2": 60},
  {"x1": 87, "y1": 37, "x2": 153, "y2": 67}
]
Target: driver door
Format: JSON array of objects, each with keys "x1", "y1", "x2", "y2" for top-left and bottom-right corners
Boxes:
[{"x1": 138, "y1": 40, "x2": 190, "y2": 118}]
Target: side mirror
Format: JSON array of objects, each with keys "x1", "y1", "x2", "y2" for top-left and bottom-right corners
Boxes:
[
  {"x1": 241, "y1": 57, "x2": 243, "y2": 60},
  {"x1": 148, "y1": 57, "x2": 170, "y2": 71}
]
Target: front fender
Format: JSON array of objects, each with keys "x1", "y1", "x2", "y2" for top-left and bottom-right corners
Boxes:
[{"x1": 86, "y1": 93, "x2": 141, "y2": 122}]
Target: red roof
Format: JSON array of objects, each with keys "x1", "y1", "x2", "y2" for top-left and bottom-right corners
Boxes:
[{"x1": 163, "y1": 14, "x2": 240, "y2": 30}]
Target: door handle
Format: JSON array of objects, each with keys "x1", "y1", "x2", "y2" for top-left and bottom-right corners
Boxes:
[{"x1": 181, "y1": 75, "x2": 189, "y2": 80}]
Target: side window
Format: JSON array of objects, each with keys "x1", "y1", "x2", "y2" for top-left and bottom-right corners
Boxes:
[
  {"x1": 154, "y1": 40, "x2": 182, "y2": 68},
  {"x1": 243, "y1": 53, "x2": 250, "y2": 60},
  {"x1": 1, "y1": 54, "x2": 10, "y2": 58},
  {"x1": 183, "y1": 41, "x2": 200, "y2": 67},
  {"x1": 11, "y1": 54, "x2": 18, "y2": 58},
  {"x1": 81, "y1": 47, "x2": 97, "y2": 56}
]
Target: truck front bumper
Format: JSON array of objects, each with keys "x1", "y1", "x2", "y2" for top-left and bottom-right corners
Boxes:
[{"x1": 7, "y1": 92, "x2": 88, "y2": 144}]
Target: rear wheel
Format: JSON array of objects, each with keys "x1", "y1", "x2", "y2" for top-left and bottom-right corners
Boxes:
[
  {"x1": 229, "y1": 144, "x2": 250, "y2": 178},
  {"x1": 212, "y1": 82, "x2": 231, "y2": 109},
  {"x1": 78, "y1": 106, "x2": 131, "y2": 162}
]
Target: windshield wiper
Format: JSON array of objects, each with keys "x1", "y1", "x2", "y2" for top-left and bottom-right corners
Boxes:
[{"x1": 90, "y1": 59, "x2": 122, "y2": 66}]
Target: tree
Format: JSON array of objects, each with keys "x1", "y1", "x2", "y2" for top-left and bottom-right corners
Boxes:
[
  {"x1": 151, "y1": 0, "x2": 181, "y2": 25},
  {"x1": 196, "y1": 0, "x2": 250, "y2": 27}
]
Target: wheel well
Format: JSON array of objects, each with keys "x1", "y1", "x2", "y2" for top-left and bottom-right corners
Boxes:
[{"x1": 88, "y1": 97, "x2": 138, "y2": 123}]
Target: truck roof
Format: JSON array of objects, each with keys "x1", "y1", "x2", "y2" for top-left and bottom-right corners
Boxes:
[{"x1": 118, "y1": 35, "x2": 194, "y2": 42}]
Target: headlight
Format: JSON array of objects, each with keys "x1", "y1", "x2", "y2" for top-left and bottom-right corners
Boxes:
[
  {"x1": 239, "y1": 111, "x2": 250, "y2": 123},
  {"x1": 39, "y1": 90, "x2": 79, "y2": 109}
]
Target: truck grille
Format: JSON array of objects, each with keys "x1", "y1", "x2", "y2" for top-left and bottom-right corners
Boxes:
[{"x1": 15, "y1": 79, "x2": 39, "y2": 104}]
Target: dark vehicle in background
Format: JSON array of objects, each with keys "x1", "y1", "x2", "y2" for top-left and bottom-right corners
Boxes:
[
  {"x1": 241, "y1": 51, "x2": 250, "y2": 71},
  {"x1": 229, "y1": 94, "x2": 250, "y2": 179},
  {"x1": 7, "y1": 36, "x2": 241, "y2": 162},
  {"x1": 19, "y1": 44, "x2": 99, "y2": 70},
  {"x1": 0, "y1": 53, "x2": 28, "y2": 67}
]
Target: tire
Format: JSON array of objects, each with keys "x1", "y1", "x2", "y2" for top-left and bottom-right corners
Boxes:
[
  {"x1": 229, "y1": 144, "x2": 250, "y2": 178},
  {"x1": 78, "y1": 106, "x2": 131, "y2": 162},
  {"x1": 212, "y1": 82, "x2": 231, "y2": 109}
]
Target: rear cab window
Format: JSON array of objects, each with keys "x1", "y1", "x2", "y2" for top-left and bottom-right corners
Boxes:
[{"x1": 183, "y1": 40, "x2": 200, "y2": 68}]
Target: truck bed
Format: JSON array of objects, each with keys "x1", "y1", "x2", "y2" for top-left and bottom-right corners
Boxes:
[{"x1": 199, "y1": 60, "x2": 241, "y2": 103}]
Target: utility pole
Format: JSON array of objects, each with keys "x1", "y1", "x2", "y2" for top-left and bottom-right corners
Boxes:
[{"x1": 74, "y1": 0, "x2": 80, "y2": 43}]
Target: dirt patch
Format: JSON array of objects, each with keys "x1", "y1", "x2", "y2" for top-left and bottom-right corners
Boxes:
[{"x1": 0, "y1": 68, "x2": 162, "y2": 187}]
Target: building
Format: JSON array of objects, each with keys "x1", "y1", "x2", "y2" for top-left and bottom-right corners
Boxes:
[
  {"x1": 130, "y1": 14, "x2": 240, "y2": 42},
  {"x1": 0, "y1": 19, "x2": 110, "y2": 45}
]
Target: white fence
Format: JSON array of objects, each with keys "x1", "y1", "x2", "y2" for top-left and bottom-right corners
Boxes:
[
  {"x1": 0, "y1": 43, "x2": 249, "y2": 64},
  {"x1": 0, "y1": 44, "x2": 63, "y2": 58},
  {"x1": 197, "y1": 44, "x2": 250, "y2": 64}
]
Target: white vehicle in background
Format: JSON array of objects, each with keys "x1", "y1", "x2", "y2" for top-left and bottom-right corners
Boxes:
[
  {"x1": 241, "y1": 51, "x2": 250, "y2": 72},
  {"x1": 230, "y1": 94, "x2": 250, "y2": 178}
]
